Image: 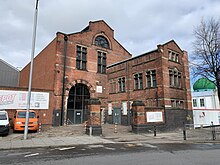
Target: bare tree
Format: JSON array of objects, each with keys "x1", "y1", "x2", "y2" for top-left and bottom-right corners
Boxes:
[{"x1": 192, "y1": 18, "x2": 220, "y2": 102}]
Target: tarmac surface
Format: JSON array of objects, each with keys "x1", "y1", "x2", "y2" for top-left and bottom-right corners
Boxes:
[{"x1": 0, "y1": 124, "x2": 219, "y2": 150}]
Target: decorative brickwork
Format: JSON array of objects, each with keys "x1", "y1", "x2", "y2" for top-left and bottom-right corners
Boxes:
[
  {"x1": 107, "y1": 40, "x2": 192, "y2": 131},
  {"x1": 86, "y1": 98, "x2": 102, "y2": 135},
  {"x1": 16, "y1": 20, "x2": 192, "y2": 132}
]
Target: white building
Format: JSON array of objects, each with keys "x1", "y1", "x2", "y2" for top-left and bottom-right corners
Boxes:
[{"x1": 192, "y1": 78, "x2": 220, "y2": 128}]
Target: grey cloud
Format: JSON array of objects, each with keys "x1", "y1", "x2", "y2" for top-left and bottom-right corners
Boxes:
[{"x1": 0, "y1": 0, "x2": 220, "y2": 68}]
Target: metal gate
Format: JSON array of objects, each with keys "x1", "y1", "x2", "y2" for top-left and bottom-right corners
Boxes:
[{"x1": 52, "y1": 109, "x2": 61, "y2": 126}]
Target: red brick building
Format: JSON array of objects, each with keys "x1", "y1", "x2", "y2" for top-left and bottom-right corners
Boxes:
[
  {"x1": 19, "y1": 20, "x2": 131, "y2": 126},
  {"x1": 19, "y1": 20, "x2": 192, "y2": 131},
  {"x1": 107, "y1": 40, "x2": 192, "y2": 131}
]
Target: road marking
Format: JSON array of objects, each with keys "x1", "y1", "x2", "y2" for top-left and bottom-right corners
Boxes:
[
  {"x1": 126, "y1": 143, "x2": 136, "y2": 147},
  {"x1": 105, "y1": 147, "x2": 116, "y2": 150},
  {"x1": 143, "y1": 144, "x2": 158, "y2": 148},
  {"x1": 24, "y1": 153, "x2": 39, "y2": 158},
  {"x1": 9, "y1": 152, "x2": 31, "y2": 156},
  {"x1": 59, "y1": 147, "x2": 76, "y2": 151}
]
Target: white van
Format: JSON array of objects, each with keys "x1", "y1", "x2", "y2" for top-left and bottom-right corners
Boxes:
[{"x1": 0, "y1": 110, "x2": 10, "y2": 135}]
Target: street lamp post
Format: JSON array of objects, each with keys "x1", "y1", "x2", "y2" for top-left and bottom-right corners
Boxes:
[{"x1": 24, "y1": 0, "x2": 39, "y2": 140}]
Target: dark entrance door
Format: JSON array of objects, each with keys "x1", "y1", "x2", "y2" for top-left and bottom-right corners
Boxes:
[
  {"x1": 113, "y1": 108, "x2": 121, "y2": 124},
  {"x1": 75, "y1": 110, "x2": 82, "y2": 124},
  {"x1": 67, "y1": 83, "x2": 90, "y2": 124}
]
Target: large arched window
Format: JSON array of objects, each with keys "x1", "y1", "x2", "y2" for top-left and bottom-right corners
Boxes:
[
  {"x1": 95, "y1": 36, "x2": 110, "y2": 49},
  {"x1": 67, "y1": 83, "x2": 90, "y2": 124}
]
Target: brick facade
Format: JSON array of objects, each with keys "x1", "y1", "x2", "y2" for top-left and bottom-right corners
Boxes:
[
  {"x1": 107, "y1": 40, "x2": 192, "y2": 131},
  {"x1": 17, "y1": 20, "x2": 192, "y2": 131},
  {"x1": 19, "y1": 20, "x2": 131, "y2": 126}
]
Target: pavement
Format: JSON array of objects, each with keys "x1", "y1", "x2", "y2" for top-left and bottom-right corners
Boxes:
[{"x1": 0, "y1": 124, "x2": 219, "y2": 150}]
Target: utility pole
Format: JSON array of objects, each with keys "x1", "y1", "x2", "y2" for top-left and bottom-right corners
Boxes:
[{"x1": 24, "y1": 0, "x2": 39, "y2": 140}]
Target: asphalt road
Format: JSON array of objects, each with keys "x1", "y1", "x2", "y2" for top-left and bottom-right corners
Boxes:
[{"x1": 1, "y1": 143, "x2": 220, "y2": 165}]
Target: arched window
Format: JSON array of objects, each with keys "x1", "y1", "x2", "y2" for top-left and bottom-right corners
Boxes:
[{"x1": 95, "y1": 36, "x2": 110, "y2": 49}]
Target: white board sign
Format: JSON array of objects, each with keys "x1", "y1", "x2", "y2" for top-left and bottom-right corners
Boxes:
[
  {"x1": 96, "y1": 86, "x2": 102, "y2": 93},
  {"x1": 0, "y1": 90, "x2": 49, "y2": 109},
  {"x1": 108, "y1": 103, "x2": 112, "y2": 115},
  {"x1": 146, "y1": 111, "x2": 163, "y2": 122},
  {"x1": 122, "y1": 101, "x2": 127, "y2": 115}
]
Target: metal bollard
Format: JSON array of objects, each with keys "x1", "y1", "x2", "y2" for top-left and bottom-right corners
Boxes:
[
  {"x1": 114, "y1": 123, "x2": 118, "y2": 133},
  {"x1": 154, "y1": 125, "x2": 156, "y2": 137},
  {"x1": 38, "y1": 123, "x2": 42, "y2": 134},
  {"x1": 211, "y1": 122, "x2": 216, "y2": 141},
  {"x1": 183, "y1": 122, "x2": 186, "y2": 140}
]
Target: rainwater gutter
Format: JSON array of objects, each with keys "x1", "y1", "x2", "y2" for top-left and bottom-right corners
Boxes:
[{"x1": 61, "y1": 35, "x2": 68, "y2": 126}]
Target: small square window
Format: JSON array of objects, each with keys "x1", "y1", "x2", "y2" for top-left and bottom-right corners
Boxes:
[
  {"x1": 200, "y1": 98, "x2": 205, "y2": 107},
  {"x1": 193, "y1": 99, "x2": 197, "y2": 107}
]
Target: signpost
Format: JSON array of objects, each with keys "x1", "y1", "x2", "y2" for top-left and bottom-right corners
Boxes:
[{"x1": 24, "y1": 0, "x2": 39, "y2": 140}]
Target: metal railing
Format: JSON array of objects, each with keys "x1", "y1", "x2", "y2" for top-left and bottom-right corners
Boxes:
[{"x1": 183, "y1": 122, "x2": 220, "y2": 141}]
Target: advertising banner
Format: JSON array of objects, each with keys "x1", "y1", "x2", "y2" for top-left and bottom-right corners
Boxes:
[{"x1": 0, "y1": 90, "x2": 49, "y2": 109}]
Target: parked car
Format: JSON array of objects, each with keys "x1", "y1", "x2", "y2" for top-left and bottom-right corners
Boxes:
[
  {"x1": 12, "y1": 110, "x2": 39, "y2": 132},
  {"x1": 0, "y1": 110, "x2": 10, "y2": 135}
]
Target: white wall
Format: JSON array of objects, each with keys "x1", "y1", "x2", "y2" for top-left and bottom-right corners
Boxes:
[{"x1": 192, "y1": 90, "x2": 220, "y2": 128}]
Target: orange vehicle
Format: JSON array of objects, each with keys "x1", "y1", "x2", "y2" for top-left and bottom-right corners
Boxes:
[{"x1": 12, "y1": 110, "x2": 39, "y2": 132}]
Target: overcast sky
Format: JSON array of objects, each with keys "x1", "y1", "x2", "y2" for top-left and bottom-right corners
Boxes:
[{"x1": 1, "y1": 0, "x2": 220, "y2": 71}]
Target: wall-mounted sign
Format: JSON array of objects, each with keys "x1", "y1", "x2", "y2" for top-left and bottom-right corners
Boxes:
[
  {"x1": 108, "y1": 103, "x2": 112, "y2": 115},
  {"x1": 96, "y1": 86, "x2": 102, "y2": 93},
  {"x1": 146, "y1": 111, "x2": 163, "y2": 122},
  {"x1": 0, "y1": 90, "x2": 49, "y2": 109},
  {"x1": 122, "y1": 101, "x2": 127, "y2": 115}
]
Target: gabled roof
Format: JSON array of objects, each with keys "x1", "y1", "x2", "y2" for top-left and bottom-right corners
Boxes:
[
  {"x1": 162, "y1": 40, "x2": 183, "y2": 52},
  {"x1": 81, "y1": 20, "x2": 114, "y2": 32},
  {"x1": 57, "y1": 20, "x2": 131, "y2": 56},
  {"x1": 62, "y1": 20, "x2": 114, "y2": 36}
]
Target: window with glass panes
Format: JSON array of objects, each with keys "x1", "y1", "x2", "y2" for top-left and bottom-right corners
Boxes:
[
  {"x1": 169, "y1": 69, "x2": 181, "y2": 88},
  {"x1": 97, "y1": 51, "x2": 106, "y2": 74},
  {"x1": 76, "y1": 46, "x2": 87, "y2": 70},
  {"x1": 95, "y1": 36, "x2": 110, "y2": 49},
  {"x1": 168, "y1": 50, "x2": 179, "y2": 63},
  {"x1": 146, "y1": 70, "x2": 156, "y2": 87},
  {"x1": 118, "y1": 77, "x2": 125, "y2": 92},
  {"x1": 134, "y1": 73, "x2": 143, "y2": 90},
  {"x1": 171, "y1": 100, "x2": 184, "y2": 108},
  {"x1": 200, "y1": 98, "x2": 205, "y2": 107},
  {"x1": 193, "y1": 99, "x2": 197, "y2": 107}
]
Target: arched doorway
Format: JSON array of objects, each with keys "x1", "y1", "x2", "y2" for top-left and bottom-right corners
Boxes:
[{"x1": 67, "y1": 83, "x2": 90, "y2": 124}]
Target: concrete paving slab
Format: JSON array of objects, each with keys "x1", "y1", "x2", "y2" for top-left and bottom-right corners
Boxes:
[
  {"x1": 31, "y1": 138, "x2": 46, "y2": 146},
  {"x1": 41, "y1": 138, "x2": 57, "y2": 146},
  {"x1": 22, "y1": 139, "x2": 34, "y2": 148},
  {"x1": 0, "y1": 141, "x2": 11, "y2": 149},
  {"x1": 11, "y1": 140, "x2": 23, "y2": 149},
  {"x1": 1, "y1": 124, "x2": 220, "y2": 150}
]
